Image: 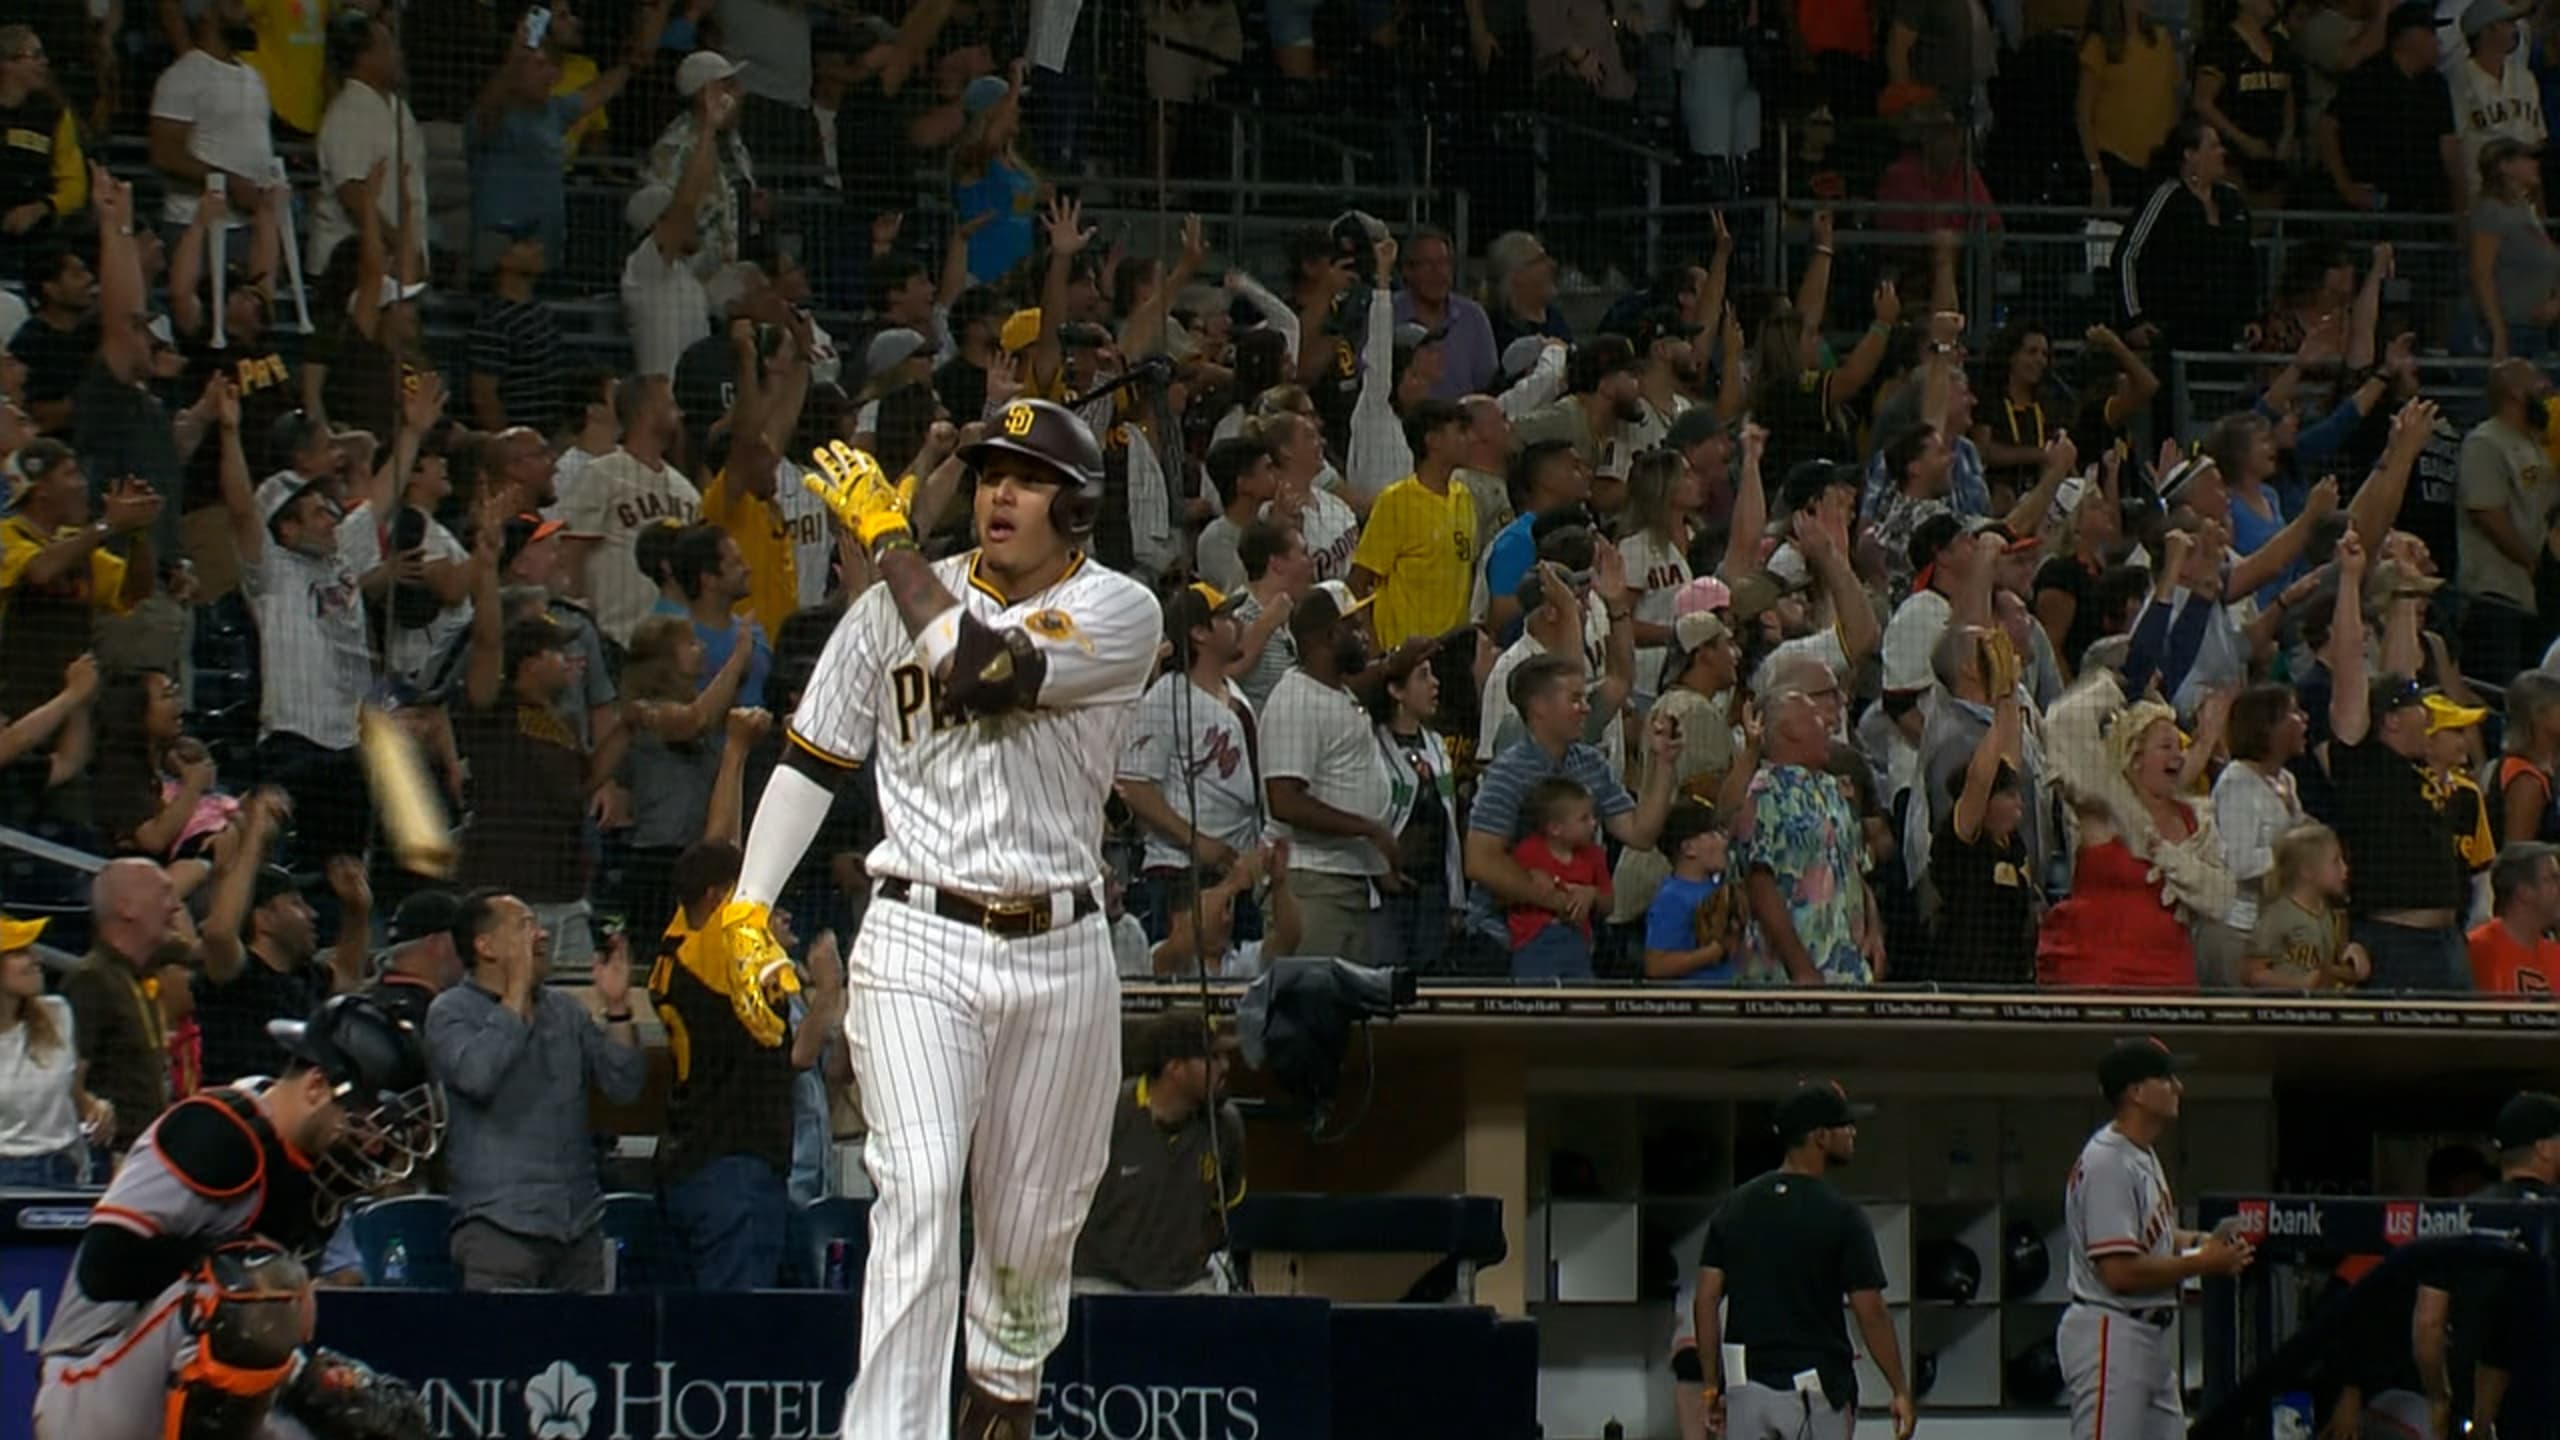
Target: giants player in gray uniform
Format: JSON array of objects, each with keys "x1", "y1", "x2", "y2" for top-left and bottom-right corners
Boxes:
[
  {"x1": 2059, "y1": 1039, "x2": 2253, "y2": 1440},
  {"x1": 714, "y1": 401, "x2": 1160, "y2": 1440},
  {"x1": 35, "y1": 993, "x2": 445, "y2": 1440}
]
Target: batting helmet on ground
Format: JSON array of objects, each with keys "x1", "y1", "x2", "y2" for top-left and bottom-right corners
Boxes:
[{"x1": 962, "y1": 399, "x2": 1107, "y2": 538}]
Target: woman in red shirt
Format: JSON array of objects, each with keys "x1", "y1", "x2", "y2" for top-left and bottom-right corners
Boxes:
[{"x1": 2040, "y1": 678, "x2": 2237, "y2": 989}]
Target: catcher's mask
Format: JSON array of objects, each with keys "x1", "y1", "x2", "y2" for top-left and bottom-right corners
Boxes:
[{"x1": 268, "y1": 994, "x2": 446, "y2": 1224}]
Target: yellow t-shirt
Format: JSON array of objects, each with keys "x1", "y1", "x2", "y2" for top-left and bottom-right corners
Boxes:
[
  {"x1": 1349, "y1": 474, "x2": 1477, "y2": 649},
  {"x1": 2079, "y1": 28, "x2": 2182, "y2": 171},
  {"x1": 700, "y1": 470, "x2": 799, "y2": 646},
  {"x1": 0, "y1": 515, "x2": 129, "y2": 623},
  {"x1": 246, "y1": 0, "x2": 331, "y2": 135}
]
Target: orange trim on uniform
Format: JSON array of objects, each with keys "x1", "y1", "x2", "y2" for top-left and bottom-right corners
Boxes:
[
  {"x1": 89, "y1": 1203, "x2": 161, "y2": 1236},
  {"x1": 786, "y1": 728, "x2": 862, "y2": 771},
  {"x1": 2084, "y1": 1238, "x2": 2145, "y2": 1258},
  {"x1": 56, "y1": 1294, "x2": 186, "y2": 1385},
  {"x1": 163, "y1": 1096, "x2": 267, "y2": 1200},
  {"x1": 2095, "y1": 1315, "x2": 2111, "y2": 1437}
]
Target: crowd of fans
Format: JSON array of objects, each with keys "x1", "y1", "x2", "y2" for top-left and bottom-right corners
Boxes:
[{"x1": 10, "y1": 0, "x2": 2560, "y2": 1291}]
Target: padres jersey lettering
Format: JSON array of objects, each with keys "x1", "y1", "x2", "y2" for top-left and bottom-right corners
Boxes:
[
  {"x1": 890, "y1": 661, "x2": 972, "y2": 745},
  {"x1": 1350, "y1": 475, "x2": 1479, "y2": 648},
  {"x1": 772, "y1": 461, "x2": 834, "y2": 611}
]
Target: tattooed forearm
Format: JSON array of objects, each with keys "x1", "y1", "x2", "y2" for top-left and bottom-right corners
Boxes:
[{"x1": 877, "y1": 543, "x2": 963, "y2": 643}]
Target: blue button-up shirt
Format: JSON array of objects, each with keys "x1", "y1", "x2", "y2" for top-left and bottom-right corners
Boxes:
[{"x1": 426, "y1": 980, "x2": 647, "y2": 1241}]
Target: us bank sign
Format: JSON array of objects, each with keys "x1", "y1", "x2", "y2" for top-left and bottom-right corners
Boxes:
[{"x1": 417, "y1": 1361, "x2": 1263, "y2": 1440}]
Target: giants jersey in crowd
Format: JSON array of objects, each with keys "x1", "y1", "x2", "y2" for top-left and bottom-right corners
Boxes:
[
  {"x1": 2065, "y1": 1123, "x2": 2179, "y2": 1309},
  {"x1": 788, "y1": 550, "x2": 1161, "y2": 896},
  {"x1": 557, "y1": 452, "x2": 700, "y2": 646},
  {"x1": 43, "y1": 1085, "x2": 323, "y2": 1362}
]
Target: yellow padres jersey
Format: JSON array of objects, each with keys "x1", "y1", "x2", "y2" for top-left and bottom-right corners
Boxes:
[{"x1": 787, "y1": 551, "x2": 1162, "y2": 896}]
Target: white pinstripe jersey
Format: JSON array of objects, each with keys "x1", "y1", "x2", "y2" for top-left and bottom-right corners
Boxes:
[
  {"x1": 244, "y1": 499, "x2": 379, "y2": 751},
  {"x1": 789, "y1": 551, "x2": 1162, "y2": 897},
  {"x1": 2065, "y1": 1123, "x2": 2179, "y2": 1308}
]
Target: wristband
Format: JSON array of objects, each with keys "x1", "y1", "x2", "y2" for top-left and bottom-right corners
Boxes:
[
  {"x1": 917, "y1": 602, "x2": 968, "y2": 674},
  {"x1": 1814, "y1": 245, "x2": 1835, "y2": 257}
]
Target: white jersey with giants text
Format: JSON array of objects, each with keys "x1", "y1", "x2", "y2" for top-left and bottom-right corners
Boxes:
[{"x1": 559, "y1": 451, "x2": 702, "y2": 645}]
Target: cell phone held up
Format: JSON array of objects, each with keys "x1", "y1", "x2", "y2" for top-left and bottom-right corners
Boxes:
[{"x1": 523, "y1": 6, "x2": 552, "y2": 49}]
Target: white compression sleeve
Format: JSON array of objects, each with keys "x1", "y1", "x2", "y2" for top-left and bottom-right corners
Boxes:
[{"x1": 735, "y1": 763, "x2": 838, "y2": 908}]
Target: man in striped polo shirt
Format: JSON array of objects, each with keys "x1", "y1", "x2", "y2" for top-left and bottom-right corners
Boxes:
[{"x1": 1464, "y1": 652, "x2": 1682, "y2": 974}]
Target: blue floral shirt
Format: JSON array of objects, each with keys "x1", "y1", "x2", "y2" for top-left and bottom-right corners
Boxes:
[{"x1": 1736, "y1": 762, "x2": 1873, "y2": 985}]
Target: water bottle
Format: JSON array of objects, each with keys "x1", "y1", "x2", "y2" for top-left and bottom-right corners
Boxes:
[
  {"x1": 381, "y1": 1236, "x2": 408, "y2": 1286},
  {"x1": 1603, "y1": 1421, "x2": 1624, "y2": 1440},
  {"x1": 824, "y1": 1238, "x2": 849, "y2": 1291}
]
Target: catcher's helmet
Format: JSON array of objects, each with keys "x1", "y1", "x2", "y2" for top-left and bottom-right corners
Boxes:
[
  {"x1": 961, "y1": 398, "x2": 1107, "y2": 538},
  {"x1": 269, "y1": 995, "x2": 446, "y2": 1222}
]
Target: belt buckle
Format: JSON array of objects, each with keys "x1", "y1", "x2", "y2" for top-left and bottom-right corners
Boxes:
[{"x1": 985, "y1": 898, "x2": 1051, "y2": 934}]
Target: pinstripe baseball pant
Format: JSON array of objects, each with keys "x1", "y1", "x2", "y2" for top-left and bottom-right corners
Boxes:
[{"x1": 838, "y1": 890, "x2": 1121, "y2": 1440}]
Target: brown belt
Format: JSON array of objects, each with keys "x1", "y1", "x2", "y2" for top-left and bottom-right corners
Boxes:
[{"x1": 877, "y1": 878, "x2": 1098, "y2": 937}]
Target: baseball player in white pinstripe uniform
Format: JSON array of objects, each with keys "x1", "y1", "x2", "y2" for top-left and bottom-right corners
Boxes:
[
  {"x1": 2060, "y1": 1039, "x2": 2253, "y2": 1440},
  {"x1": 713, "y1": 400, "x2": 1161, "y2": 1440}
]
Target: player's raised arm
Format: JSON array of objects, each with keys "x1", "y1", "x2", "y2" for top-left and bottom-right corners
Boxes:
[{"x1": 803, "y1": 403, "x2": 1161, "y2": 716}]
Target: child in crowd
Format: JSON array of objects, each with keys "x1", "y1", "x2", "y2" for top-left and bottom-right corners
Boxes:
[
  {"x1": 1510, "y1": 778, "x2": 1612, "y2": 980},
  {"x1": 1643, "y1": 800, "x2": 1739, "y2": 984},
  {"x1": 2243, "y1": 822, "x2": 2372, "y2": 990},
  {"x1": 1931, "y1": 659, "x2": 2037, "y2": 986}
]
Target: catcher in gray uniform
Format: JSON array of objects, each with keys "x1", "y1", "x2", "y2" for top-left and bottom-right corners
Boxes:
[{"x1": 34, "y1": 993, "x2": 445, "y2": 1440}]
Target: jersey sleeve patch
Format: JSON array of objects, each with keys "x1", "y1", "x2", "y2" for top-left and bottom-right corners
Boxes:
[
  {"x1": 1023, "y1": 608, "x2": 1092, "y2": 652},
  {"x1": 154, "y1": 1094, "x2": 269, "y2": 1200}
]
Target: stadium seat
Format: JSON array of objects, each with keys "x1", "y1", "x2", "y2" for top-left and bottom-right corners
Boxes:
[
  {"x1": 599, "y1": 1191, "x2": 689, "y2": 1292},
  {"x1": 349, "y1": 1195, "x2": 459, "y2": 1290}
]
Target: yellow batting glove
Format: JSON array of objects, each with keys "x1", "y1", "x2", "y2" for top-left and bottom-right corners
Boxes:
[
  {"x1": 806, "y1": 440, "x2": 919, "y2": 551},
  {"x1": 714, "y1": 897, "x2": 801, "y2": 1049}
]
